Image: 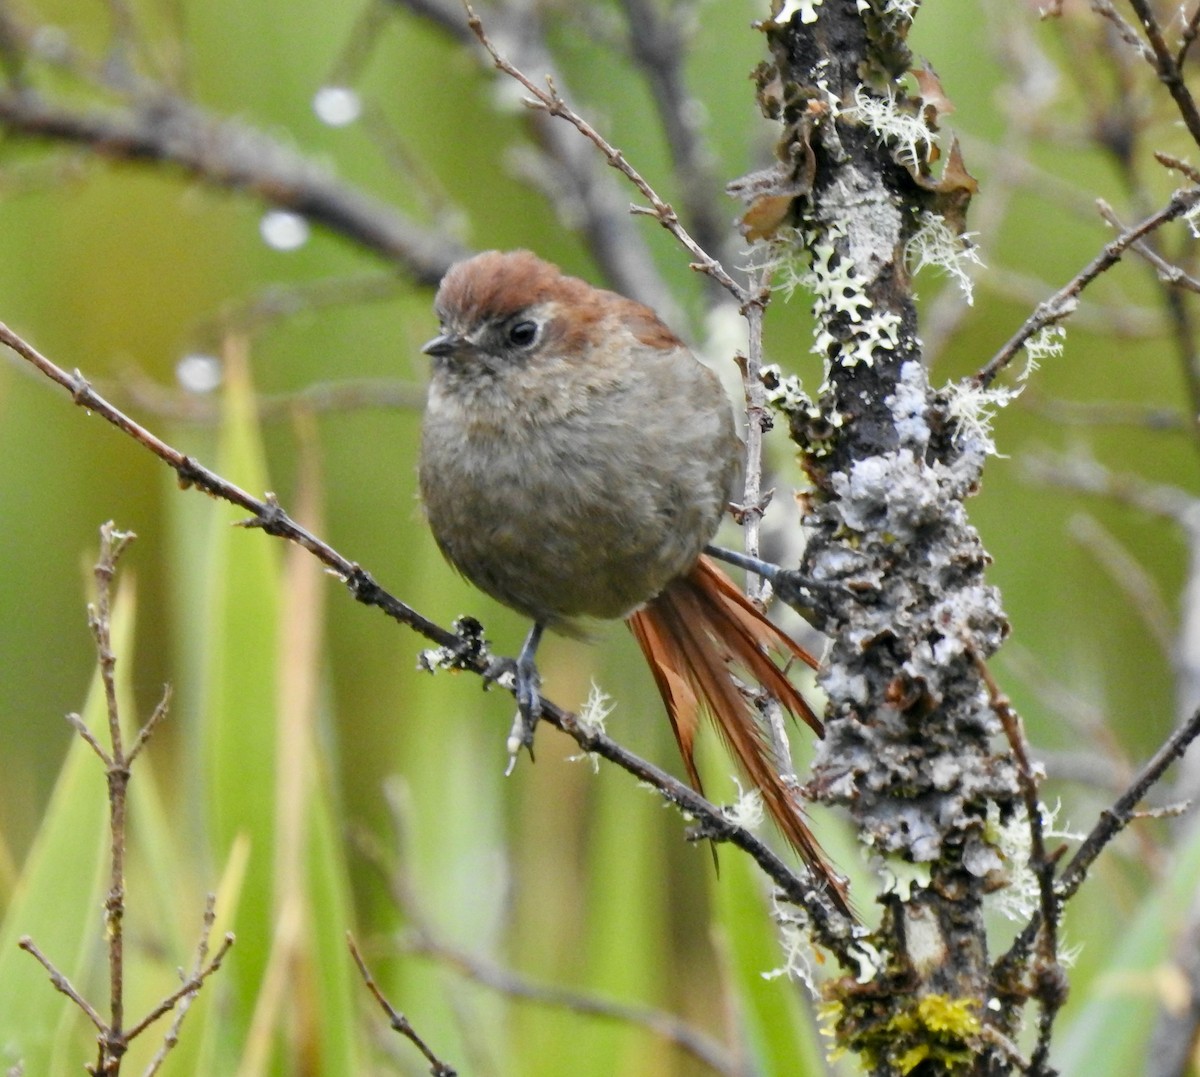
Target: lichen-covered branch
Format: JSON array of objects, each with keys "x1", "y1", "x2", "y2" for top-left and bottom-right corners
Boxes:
[{"x1": 737, "y1": 5, "x2": 1020, "y2": 1072}]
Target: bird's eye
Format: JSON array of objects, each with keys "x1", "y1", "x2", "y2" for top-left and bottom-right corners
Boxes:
[{"x1": 507, "y1": 320, "x2": 539, "y2": 348}]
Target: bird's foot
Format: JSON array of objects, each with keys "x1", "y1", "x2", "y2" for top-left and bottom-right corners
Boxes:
[{"x1": 504, "y1": 622, "x2": 546, "y2": 775}]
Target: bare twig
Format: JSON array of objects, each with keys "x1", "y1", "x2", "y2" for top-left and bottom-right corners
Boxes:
[
  {"x1": 1124, "y1": 0, "x2": 1200, "y2": 146},
  {"x1": 123, "y1": 932, "x2": 235, "y2": 1042},
  {"x1": 1096, "y1": 199, "x2": 1200, "y2": 294},
  {"x1": 17, "y1": 937, "x2": 107, "y2": 1033},
  {"x1": 347, "y1": 934, "x2": 457, "y2": 1077},
  {"x1": 977, "y1": 658, "x2": 1064, "y2": 1074},
  {"x1": 1059, "y1": 705, "x2": 1200, "y2": 902},
  {"x1": 1023, "y1": 451, "x2": 1197, "y2": 527},
  {"x1": 115, "y1": 372, "x2": 424, "y2": 428},
  {"x1": 390, "y1": 0, "x2": 678, "y2": 315},
  {"x1": 996, "y1": 704, "x2": 1200, "y2": 977},
  {"x1": 0, "y1": 320, "x2": 861, "y2": 954},
  {"x1": 141, "y1": 896, "x2": 223, "y2": 1077},
  {"x1": 363, "y1": 784, "x2": 738, "y2": 1076},
  {"x1": 617, "y1": 0, "x2": 732, "y2": 274},
  {"x1": 1022, "y1": 392, "x2": 1187, "y2": 433},
  {"x1": 402, "y1": 927, "x2": 738, "y2": 1076},
  {"x1": 463, "y1": 2, "x2": 746, "y2": 304},
  {"x1": 976, "y1": 188, "x2": 1200, "y2": 387},
  {"x1": 0, "y1": 88, "x2": 461, "y2": 282},
  {"x1": 18, "y1": 525, "x2": 232, "y2": 1074},
  {"x1": 1066, "y1": 513, "x2": 1174, "y2": 658}
]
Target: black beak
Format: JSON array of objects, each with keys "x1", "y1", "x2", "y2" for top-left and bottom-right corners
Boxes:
[{"x1": 422, "y1": 332, "x2": 464, "y2": 358}]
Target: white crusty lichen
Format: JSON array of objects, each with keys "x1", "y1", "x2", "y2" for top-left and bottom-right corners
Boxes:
[
  {"x1": 906, "y1": 210, "x2": 983, "y2": 305},
  {"x1": 776, "y1": 0, "x2": 823, "y2": 24},
  {"x1": 799, "y1": 220, "x2": 905, "y2": 373},
  {"x1": 854, "y1": 0, "x2": 916, "y2": 17}
]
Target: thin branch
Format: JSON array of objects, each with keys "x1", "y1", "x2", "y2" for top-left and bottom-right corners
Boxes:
[
  {"x1": 1124, "y1": 0, "x2": 1200, "y2": 146},
  {"x1": 401, "y1": 927, "x2": 737, "y2": 1077},
  {"x1": 1023, "y1": 451, "x2": 1197, "y2": 527},
  {"x1": 123, "y1": 933, "x2": 235, "y2": 1042},
  {"x1": 996, "y1": 704, "x2": 1200, "y2": 977},
  {"x1": 66, "y1": 710, "x2": 112, "y2": 766},
  {"x1": 1058, "y1": 704, "x2": 1200, "y2": 902},
  {"x1": 1096, "y1": 199, "x2": 1200, "y2": 294},
  {"x1": 1179, "y1": 4, "x2": 1200, "y2": 67},
  {"x1": 733, "y1": 270, "x2": 774, "y2": 591},
  {"x1": 92, "y1": 523, "x2": 135, "y2": 1060},
  {"x1": 1022, "y1": 392, "x2": 1187, "y2": 433},
  {"x1": 347, "y1": 934, "x2": 457, "y2": 1077},
  {"x1": 0, "y1": 90, "x2": 462, "y2": 283},
  {"x1": 976, "y1": 188, "x2": 1200, "y2": 387},
  {"x1": 463, "y1": 2, "x2": 746, "y2": 304},
  {"x1": 617, "y1": 0, "x2": 732, "y2": 275},
  {"x1": 115, "y1": 373, "x2": 424, "y2": 427},
  {"x1": 391, "y1": 0, "x2": 679, "y2": 315},
  {"x1": 977, "y1": 658, "x2": 1064, "y2": 1074},
  {"x1": 366, "y1": 785, "x2": 738, "y2": 1077},
  {"x1": 128, "y1": 684, "x2": 172, "y2": 764},
  {"x1": 0, "y1": 320, "x2": 862, "y2": 956},
  {"x1": 18, "y1": 937, "x2": 107, "y2": 1033},
  {"x1": 140, "y1": 896, "x2": 222, "y2": 1077},
  {"x1": 1066, "y1": 513, "x2": 1174, "y2": 658}
]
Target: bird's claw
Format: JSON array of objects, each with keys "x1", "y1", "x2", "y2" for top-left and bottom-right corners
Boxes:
[{"x1": 505, "y1": 671, "x2": 542, "y2": 775}]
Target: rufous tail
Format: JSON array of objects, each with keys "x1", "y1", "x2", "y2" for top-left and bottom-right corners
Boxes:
[{"x1": 627, "y1": 555, "x2": 851, "y2": 915}]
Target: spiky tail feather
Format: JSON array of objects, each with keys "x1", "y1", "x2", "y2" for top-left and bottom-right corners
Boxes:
[{"x1": 627, "y1": 555, "x2": 850, "y2": 915}]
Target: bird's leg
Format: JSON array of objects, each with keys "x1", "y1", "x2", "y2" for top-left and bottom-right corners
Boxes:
[
  {"x1": 704, "y1": 543, "x2": 780, "y2": 582},
  {"x1": 704, "y1": 543, "x2": 843, "y2": 613},
  {"x1": 505, "y1": 621, "x2": 545, "y2": 774}
]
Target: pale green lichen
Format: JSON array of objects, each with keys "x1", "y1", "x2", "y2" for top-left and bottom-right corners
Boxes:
[
  {"x1": 847, "y1": 85, "x2": 936, "y2": 169},
  {"x1": 906, "y1": 210, "x2": 983, "y2": 305}
]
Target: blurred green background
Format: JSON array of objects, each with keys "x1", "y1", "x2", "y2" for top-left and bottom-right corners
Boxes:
[{"x1": 0, "y1": 1, "x2": 1197, "y2": 1073}]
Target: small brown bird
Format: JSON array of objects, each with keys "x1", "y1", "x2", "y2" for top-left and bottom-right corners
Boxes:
[{"x1": 419, "y1": 249, "x2": 847, "y2": 911}]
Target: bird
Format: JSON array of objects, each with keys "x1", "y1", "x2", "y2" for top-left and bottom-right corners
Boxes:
[{"x1": 417, "y1": 249, "x2": 848, "y2": 913}]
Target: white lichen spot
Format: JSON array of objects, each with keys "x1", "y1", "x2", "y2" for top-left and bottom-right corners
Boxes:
[
  {"x1": 987, "y1": 800, "x2": 1084, "y2": 924},
  {"x1": 878, "y1": 857, "x2": 932, "y2": 901},
  {"x1": 776, "y1": 0, "x2": 823, "y2": 24},
  {"x1": 1024, "y1": 324, "x2": 1065, "y2": 365},
  {"x1": 888, "y1": 360, "x2": 931, "y2": 450},
  {"x1": 723, "y1": 777, "x2": 765, "y2": 831},
  {"x1": 847, "y1": 85, "x2": 935, "y2": 168},
  {"x1": 567, "y1": 681, "x2": 614, "y2": 773},
  {"x1": 762, "y1": 891, "x2": 819, "y2": 994},
  {"x1": 906, "y1": 211, "x2": 983, "y2": 305},
  {"x1": 1186, "y1": 198, "x2": 1200, "y2": 239},
  {"x1": 761, "y1": 364, "x2": 809, "y2": 413},
  {"x1": 941, "y1": 380, "x2": 1016, "y2": 457}
]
